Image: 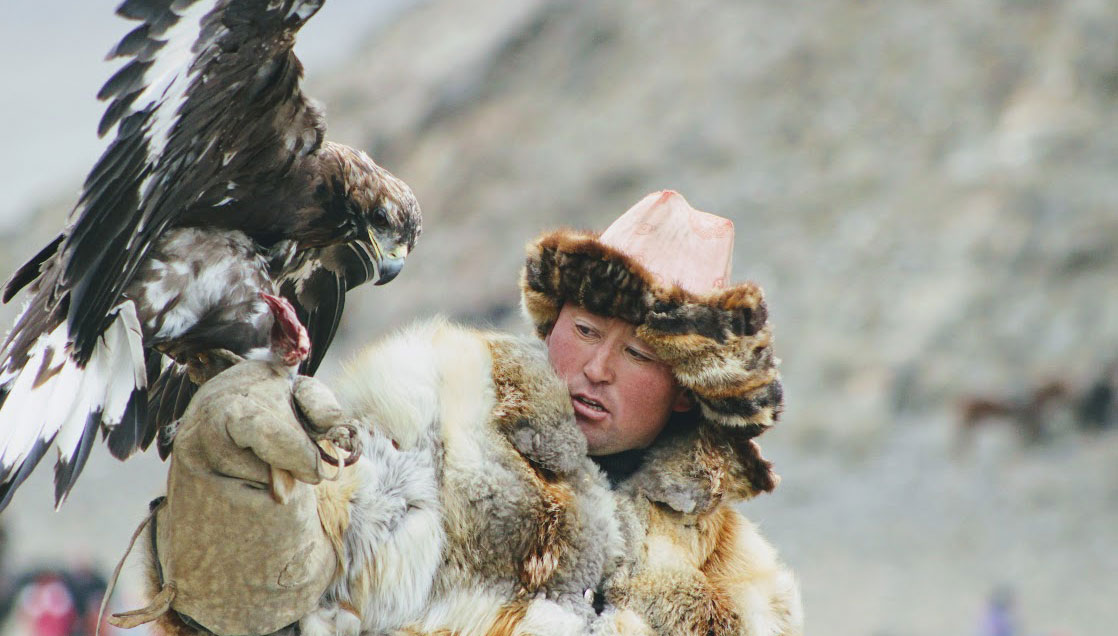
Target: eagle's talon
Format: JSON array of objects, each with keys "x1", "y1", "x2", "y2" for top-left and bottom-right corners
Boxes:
[
  {"x1": 343, "y1": 438, "x2": 363, "y2": 466},
  {"x1": 318, "y1": 444, "x2": 341, "y2": 467},
  {"x1": 333, "y1": 424, "x2": 358, "y2": 448},
  {"x1": 316, "y1": 424, "x2": 362, "y2": 467}
]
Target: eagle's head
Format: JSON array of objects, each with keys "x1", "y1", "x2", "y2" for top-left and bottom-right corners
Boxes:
[
  {"x1": 307, "y1": 142, "x2": 423, "y2": 285},
  {"x1": 362, "y1": 164, "x2": 422, "y2": 285}
]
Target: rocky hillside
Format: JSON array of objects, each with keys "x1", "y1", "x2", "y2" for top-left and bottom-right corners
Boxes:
[
  {"x1": 2, "y1": 1, "x2": 1116, "y2": 634},
  {"x1": 308, "y1": 0, "x2": 1118, "y2": 432},
  {"x1": 314, "y1": 7, "x2": 1118, "y2": 629}
]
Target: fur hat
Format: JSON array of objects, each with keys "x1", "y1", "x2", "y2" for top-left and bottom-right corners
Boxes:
[{"x1": 520, "y1": 190, "x2": 783, "y2": 437}]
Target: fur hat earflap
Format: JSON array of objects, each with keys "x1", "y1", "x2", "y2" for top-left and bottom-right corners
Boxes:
[{"x1": 520, "y1": 207, "x2": 782, "y2": 435}]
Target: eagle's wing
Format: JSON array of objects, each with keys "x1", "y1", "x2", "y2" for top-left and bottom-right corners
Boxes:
[
  {"x1": 0, "y1": 0, "x2": 329, "y2": 510},
  {"x1": 63, "y1": 0, "x2": 328, "y2": 363},
  {"x1": 278, "y1": 242, "x2": 382, "y2": 376}
]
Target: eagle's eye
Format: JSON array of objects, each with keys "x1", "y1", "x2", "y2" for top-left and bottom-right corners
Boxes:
[{"x1": 370, "y1": 205, "x2": 390, "y2": 230}]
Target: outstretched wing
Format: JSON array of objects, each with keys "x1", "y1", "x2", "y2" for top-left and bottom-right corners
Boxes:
[
  {"x1": 0, "y1": 0, "x2": 330, "y2": 510},
  {"x1": 278, "y1": 242, "x2": 381, "y2": 376},
  {"x1": 63, "y1": 0, "x2": 328, "y2": 363}
]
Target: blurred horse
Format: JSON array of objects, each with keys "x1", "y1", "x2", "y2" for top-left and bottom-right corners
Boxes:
[{"x1": 955, "y1": 379, "x2": 1071, "y2": 451}]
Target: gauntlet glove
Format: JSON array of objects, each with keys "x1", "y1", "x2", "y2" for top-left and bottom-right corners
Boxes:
[{"x1": 111, "y1": 361, "x2": 358, "y2": 635}]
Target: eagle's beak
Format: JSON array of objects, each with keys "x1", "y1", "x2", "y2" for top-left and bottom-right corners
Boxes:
[{"x1": 375, "y1": 244, "x2": 408, "y2": 285}]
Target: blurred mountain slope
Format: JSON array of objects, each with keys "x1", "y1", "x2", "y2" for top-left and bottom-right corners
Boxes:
[
  {"x1": 306, "y1": 0, "x2": 1118, "y2": 433},
  {"x1": 310, "y1": 3, "x2": 1118, "y2": 633}
]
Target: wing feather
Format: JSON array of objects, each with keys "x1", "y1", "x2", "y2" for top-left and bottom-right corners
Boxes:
[
  {"x1": 0, "y1": 438, "x2": 49, "y2": 512},
  {"x1": 64, "y1": 0, "x2": 327, "y2": 363},
  {"x1": 2, "y1": 235, "x2": 63, "y2": 303},
  {"x1": 97, "y1": 59, "x2": 153, "y2": 104},
  {"x1": 107, "y1": 389, "x2": 148, "y2": 461},
  {"x1": 107, "y1": 23, "x2": 156, "y2": 59},
  {"x1": 117, "y1": 0, "x2": 177, "y2": 22},
  {"x1": 53, "y1": 413, "x2": 100, "y2": 507},
  {"x1": 139, "y1": 350, "x2": 166, "y2": 451},
  {"x1": 145, "y1": 361, "x2": 196, "y2": 459}
]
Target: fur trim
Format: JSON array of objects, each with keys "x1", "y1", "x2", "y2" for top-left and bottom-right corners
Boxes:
[
  {"x1": 619, "y1": 420, "x2": 779, "y2": 515},
  {"x1": 520, "y1": 229, "x2": 783, "y2": 433}
]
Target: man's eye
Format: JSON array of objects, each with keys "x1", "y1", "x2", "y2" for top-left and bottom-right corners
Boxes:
[
  {"x1": 575, "y1": 323, "x2": 594, "y2": 337},
  {"x1": 627, "y1": 347, "x2": 653, "y2": 362}
]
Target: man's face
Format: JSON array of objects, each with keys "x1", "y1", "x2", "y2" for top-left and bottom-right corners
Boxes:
[{"x1": 546, "y1": 304, "x2": 690, "y2": 456}]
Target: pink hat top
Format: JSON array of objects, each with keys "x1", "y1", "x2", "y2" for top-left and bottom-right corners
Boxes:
[{"x1": 598, "y1": 190, "x2": 734, "y2": 296}]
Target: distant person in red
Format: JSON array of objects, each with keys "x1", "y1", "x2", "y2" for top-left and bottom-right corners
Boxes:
[
  {"x1": 1, "y1": 566, "x2": 111, "y2": 636},
  {"x1": 19, "y1": 574, "x2": 77, "y2": 636}
]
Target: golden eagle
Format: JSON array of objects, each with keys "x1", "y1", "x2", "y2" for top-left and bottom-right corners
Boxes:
[{"x1": 0, "y1": 0, "x2": 421, "y2": 511}]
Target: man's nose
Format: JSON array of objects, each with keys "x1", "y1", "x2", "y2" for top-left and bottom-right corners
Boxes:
[{"x1": 583, "y1": 345, "x2": 615, "y2": 384}]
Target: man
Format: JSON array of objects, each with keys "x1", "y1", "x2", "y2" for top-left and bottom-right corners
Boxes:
[
  {"x1": 519, "y1": 190, "x2": 802, "y2": 634},
  {"x1": 130, "y1": 191, "x2": 802, "y2": 635}
]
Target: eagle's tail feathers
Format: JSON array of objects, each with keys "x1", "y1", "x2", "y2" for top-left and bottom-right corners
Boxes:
[
  {"x1": 53, "y1": 411, "x2": 100, "y2": 509},
  {"x1": 0, "y1": 436, "x2": 50, "y2": 513},
  {"x1": 0, "y1": 301, "x2": 147, "y2": 512},
  {"x1": 106, "y1": 388, "x2": 148, "y2": 461}
]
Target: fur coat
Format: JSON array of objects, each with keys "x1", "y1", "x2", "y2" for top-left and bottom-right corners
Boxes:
[
  {"x1": 518, "y1": 224, "x2": 805, "y2": 635},
  {"x1": 136, "y1": 317, "x2": 800, "y2": 635},
  {"x1": 311, "y1": 318, "x2": 802, "y2": 635},
  {"x1": 595, "y1": 422, "x2": 803, "y2": 635}
]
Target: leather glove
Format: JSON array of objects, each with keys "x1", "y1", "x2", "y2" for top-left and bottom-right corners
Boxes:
[{"x1": 111, "y1": 361, "x2": 358, "y2": 635}]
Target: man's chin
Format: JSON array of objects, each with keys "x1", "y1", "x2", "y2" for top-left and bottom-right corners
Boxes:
[{"x1": 576, "y1": 418, "x2": 609, "y2": 455}]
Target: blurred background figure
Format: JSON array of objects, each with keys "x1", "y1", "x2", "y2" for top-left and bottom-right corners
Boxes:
[
  {"x1": 979, "y1": 585, "x2": 1019, "y2": 636},
  {"x1": 0, "y1": 562, "x2": 111, "y2": 636},
  {"x1": 955, "y1": 379, "x2": 1071, "y2": 450},
  {"x1": 1075, "y1": 359, "x2": 1118, "y2": 432},
  {"x1": 0, "y1": 528, "x2": 114, "y2": 636},
  {"x1": 6, "y1": 571, "x2": 79, "y2": 636},
  {"x1": 955, "y1": 358, "x2": 1118, "y2": 452}
]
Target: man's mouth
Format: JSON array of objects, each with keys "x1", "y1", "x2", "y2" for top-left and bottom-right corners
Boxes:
[{"x1": 573, "y1": 395, "x2": 607, "y2": 413}]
